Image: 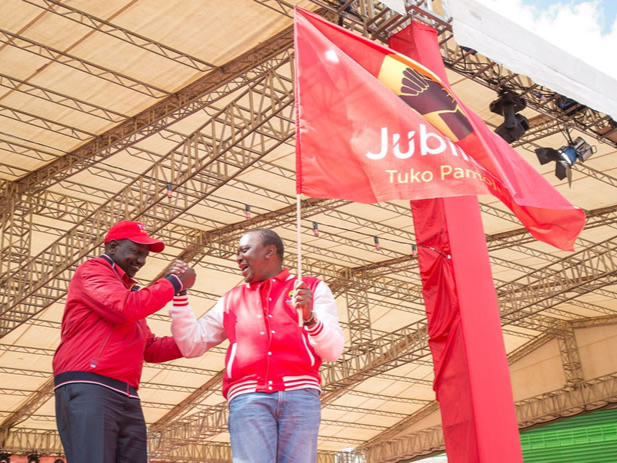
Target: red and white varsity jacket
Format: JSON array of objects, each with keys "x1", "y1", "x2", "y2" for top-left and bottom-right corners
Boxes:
[{"x1": 169, "y1": 268, "x2": 344, "y2": 401}]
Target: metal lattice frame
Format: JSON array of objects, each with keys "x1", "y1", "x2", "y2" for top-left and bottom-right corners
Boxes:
[
  {"x1": 362, "y1": 371, "x2": 617, "y2": 462},
  {"x1": 2, "y1": 1, "x2": 617, "y2": 460},
  {"x1": 0, "y1": 57, "x2": 295, "y2": 335}
]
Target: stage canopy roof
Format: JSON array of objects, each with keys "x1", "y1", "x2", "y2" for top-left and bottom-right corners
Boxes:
[{"x1": 1, "y1": 1, "x2": 617, "y2": 462}]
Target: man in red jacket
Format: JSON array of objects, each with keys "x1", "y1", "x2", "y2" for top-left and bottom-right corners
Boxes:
[
  {"x1": 169, "y1": 228, "x2": 344, "y2": 463},
  {"x1": 53, "y1": 220, "x2": 196, "y2": 463}
]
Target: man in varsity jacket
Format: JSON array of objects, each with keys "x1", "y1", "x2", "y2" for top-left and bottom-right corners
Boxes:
[
  {"x1": 53, "y1": 220, "x2": 196, "y2": 463},
  {"x1": 169, "y1": 228, "x2": 345, "y2": 463}
]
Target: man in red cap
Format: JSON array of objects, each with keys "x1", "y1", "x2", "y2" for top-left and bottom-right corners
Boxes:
[{"x1": 53, "y1": 220, "x2": 196, "y2": 463}]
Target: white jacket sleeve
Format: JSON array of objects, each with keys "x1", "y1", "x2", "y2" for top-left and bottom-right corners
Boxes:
[
  {"x1": 168, "y1": 294, "x2": 227, "y2": 358},
  {"x1": 305, "y1": 281, "x2": 345, "y2": 362}
]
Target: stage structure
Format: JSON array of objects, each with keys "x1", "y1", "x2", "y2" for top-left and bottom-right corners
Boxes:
[{"x1": 1, "y1": 1, "x2": 617, "y2": 462}]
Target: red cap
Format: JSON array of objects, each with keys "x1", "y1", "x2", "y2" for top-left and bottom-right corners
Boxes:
[{"x1": 104, "y1": 221, "x2": 165, "y2": 253}]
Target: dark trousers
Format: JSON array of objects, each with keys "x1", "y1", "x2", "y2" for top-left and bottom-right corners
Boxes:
[{"x1": 55, "y1": 383, "x2": 147, "y2": 463}]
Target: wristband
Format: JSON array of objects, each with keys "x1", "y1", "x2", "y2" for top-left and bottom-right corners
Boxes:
[{"x1": 303, "y1": 311, "x2": 317, "y2": 327}]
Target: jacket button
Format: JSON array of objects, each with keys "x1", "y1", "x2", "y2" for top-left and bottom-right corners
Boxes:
[
  {"x1": 260, "y1": 331, "x2": 265, "y2": 335},
  {"x1": 268, "y1": 386, "x2": 273, "y2": 390},
  {"x1": 271, "y1": 330, "x2": 275, "y2": 334},
  {"x1": 268, "y1": 352, "x2": 272, "y2": 356}
]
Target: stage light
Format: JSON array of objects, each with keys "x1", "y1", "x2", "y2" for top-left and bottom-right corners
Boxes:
[
  {"x1": 490, "y1": 91, "x2": 529, "y2": 143},
  {"x1": 535, "y1": 136, "x2": 595, "y2": 186},
  {"x1": 556, "y1": 96, "x2": 585, "y2": 115},
  {"x1": 0, "y1": 453, "x2": 10, "y2": 463},
  {"x1": 460, "y1": 45, "x2": 477, "y2": 55},
  {"x1": 27, "y1": 454, "x2": 39, "y2": 463}
]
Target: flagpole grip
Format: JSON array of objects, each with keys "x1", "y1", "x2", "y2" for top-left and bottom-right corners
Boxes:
[{"x1": 296, "y1": 194, "x2": 304, "y2": 327}]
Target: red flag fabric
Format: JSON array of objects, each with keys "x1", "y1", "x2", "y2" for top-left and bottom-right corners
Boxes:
[
  {"x1": 397, "y1": 23, "x2": 523, "y2": 462},
  {"x1": 294, "y1": 8, "x2": 585, "y2": 251}
]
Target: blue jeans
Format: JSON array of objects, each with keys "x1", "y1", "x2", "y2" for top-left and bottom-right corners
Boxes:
[{"x1": 228, "y1": 389, "x2": 321, "y2": 463}]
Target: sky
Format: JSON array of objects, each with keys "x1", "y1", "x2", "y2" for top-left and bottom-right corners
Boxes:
[{"x1": 472, "y1": 0, "x2": 617, "y2": 79}]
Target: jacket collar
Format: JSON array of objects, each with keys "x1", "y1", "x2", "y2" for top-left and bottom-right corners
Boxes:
[
  {"x1": 246, "y1": 268, "x2": 290, "y2": 289},
  {"x1": 100, "y1": 253, "x2": 137, "y2": 289}
]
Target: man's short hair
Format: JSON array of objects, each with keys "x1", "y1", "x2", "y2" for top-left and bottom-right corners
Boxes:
[{"x1": 251, "y1": 228, "x2": 284, "y2": 260}]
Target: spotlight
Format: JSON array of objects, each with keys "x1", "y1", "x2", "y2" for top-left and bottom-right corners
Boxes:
[
  {"x1": 535, "y1": 136, "x2": 595, "y2": 186},
  {"x1": 490, "y1": 91, "x2": 529, "y2": 143},
  {"x1": 0, "y1": 453, "x2": 10, "y2": 463},
  {"x1": 460, "y1": 45, "x2": 477, "y2": 55},
  {"x1": 556, "y1": 96, "x2": 585, "y2": 115},
  {"x1": 27, "y1": 454, "x2": 39, "y2": 463}
]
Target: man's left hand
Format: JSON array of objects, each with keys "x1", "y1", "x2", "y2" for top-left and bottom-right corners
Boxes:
[{"x1": 293, "y1": 280, "x2": 313, "y2": 321}]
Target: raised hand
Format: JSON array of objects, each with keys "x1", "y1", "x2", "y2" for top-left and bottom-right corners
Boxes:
[
  {"x1": 293, "y1": 279, "x2": 313, "y2": 322},
  {"x1": 165, "y1": 260, "x2": 188, "y2": 277},
  {"x1": 165, "y1": 260, "x2": 196, "y2": 290},
  {"x1": 177, "y1": 267, "x2": 196, "y2": 290}
]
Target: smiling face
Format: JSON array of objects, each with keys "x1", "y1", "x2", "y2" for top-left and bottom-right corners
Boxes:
[
  {"x1": 236, "y1": 231, "x2": 280, "y2": 284},
  {"x1": 106, "y1": 239, "x2": 150, "y2": 278}
]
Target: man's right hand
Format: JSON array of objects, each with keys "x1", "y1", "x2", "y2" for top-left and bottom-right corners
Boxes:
[
  {"x1": 176, "y1": 267, "x2": 196, "y2": 290},
  {"x1": 165, "y1": 260, "x2": 196, "y2": 290}
]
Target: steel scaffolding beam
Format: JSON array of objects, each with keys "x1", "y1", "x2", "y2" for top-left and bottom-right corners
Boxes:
[
  {"x1": 0, "y1": 73, "x2": 128, "y2": 122},
  {"x1": 0, "y1": 25, "x2": 294, "y2": 210},
  {"x1": 0, "y1": 27, "x2": 170, "y2": 98},
  {"x1": 22, "y1": 0, "x2": 217, "y2": 72},
  {"x1": 556, "y1": 327, "x2": 585, "y2": 386},
  {"x1": 346, "y1": 287, "x2": 374, "y2": 346},
  {"x1": 362, "y1": 372, "x2": 617, "y2": 462},
  {"x1": 0, "y1": 58, "x2": 295, "y2": 336}
]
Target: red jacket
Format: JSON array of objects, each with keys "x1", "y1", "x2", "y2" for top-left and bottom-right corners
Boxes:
[
  {"x1": 170, "y1": 268, "x2": 344, "y2": 401},
  {"x1": 53, "y1": 254, "x2": 182, "y2": 389}
]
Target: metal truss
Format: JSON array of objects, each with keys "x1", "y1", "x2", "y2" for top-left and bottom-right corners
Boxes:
[
  {"x1": 359, "y1": 330, "x2": 558, "y2": 452},
  {"x1": 0, "y1": 218, "x2": 612, "y2": 436},
  {"x1": 4, "y1": 209, "x2": 590, "y2": 454},
  {"x1": 555, "y1": 327, "x2": 585, "y2": 386},
  {"x1": 0, "y1": 378, "x2": 54, "y2": 431},
  {"x1": 22, "y1": 0, "x2": 217, "y2": 72},
  {"x1": 2, "y1": 427, "x2": 357, "y2": 463},
  {"x1": 346, "y1": 287, "x2": 374, "y2": 346},
  {"x1": 0, "y1": 73, "x2": 128, "y2": 123},
  {"x1": 507, "y1": 333, "x2": 554, "y2": 366},
  {"x1": 151, "y1": 372, "x2": 225, "y2": 430},
  {"x1": 326, "y1": 404, "x2": 409, "y2": 419},
  {"x1": 147, "y1": 318, "x2": 432, "y2": 457},
  {"x1": 0, "y1": 104, "x2": 95, "y2": 141},
  {"x1": 0, "y1": 205, "x2": 31, "y2": 275},
  {"x1": 0, "y1": 57, "x2": 296, "y2": 336},
  {"x1": 0, "y1": 427, "x2": 64, "y2": 456},
  {"x1": 498, "y1": 234, "x2": 617, "y2": 328},
  {"x1": 346, "y1": 390, "x2": 431, "y2": 406},
  {"x1": 0, "y1": 23, "x2": 294, "y2": 208},
  {"x1": 257, "y1": 0, "x2": 617, "y2": 162},
  {"x1": 0, "y1": 27, "x2": 169, "y2": 98},
  {"x1": 362, "y1": 372, "x2": 617, "y2": 462}
]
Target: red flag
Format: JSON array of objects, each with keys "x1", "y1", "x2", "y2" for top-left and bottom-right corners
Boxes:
[{"x1": 294, "y1": 8, "x2": 585, "y2": 251}]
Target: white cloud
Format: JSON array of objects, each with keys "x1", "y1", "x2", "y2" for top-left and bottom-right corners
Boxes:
[{"x1": 472, "y1": 0, "x2": 617, "y2": 79}]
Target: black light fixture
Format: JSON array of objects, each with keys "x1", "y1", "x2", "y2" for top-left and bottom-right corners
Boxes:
[
  {"x1": 490, "y1": 91, "x2": 529, "y2": 143},
  {"x1": 0, "y1": 453, "x2": 10, "y2": 463},
  {"x1": 556, "y1": 96, "x2": 585, "y2": 115},
  {"x1": 535, "y1": 133, "x2": 595, "y2": 186},
  {"x1": 27, "y1": 454, "x2": 39, "y2": 463}
]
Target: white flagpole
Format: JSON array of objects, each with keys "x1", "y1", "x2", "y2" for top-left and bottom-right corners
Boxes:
[{"x1": 296, "y1": 194, "x2": 303, "y2": 327}]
